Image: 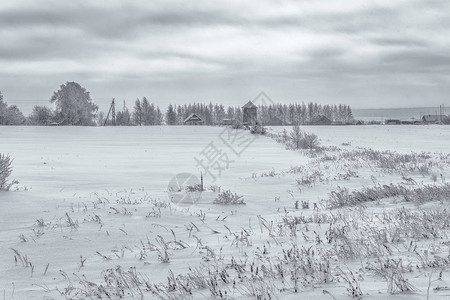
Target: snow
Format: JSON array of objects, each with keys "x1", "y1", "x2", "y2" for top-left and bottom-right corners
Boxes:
[
  {"x1": 1, "y1": 125, "x2": 450, "y2": 299},
  {"x1": 268, "y1": 125, "x2": 450, "y2": 153}
]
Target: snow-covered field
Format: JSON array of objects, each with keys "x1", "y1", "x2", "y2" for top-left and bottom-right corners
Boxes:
[{"x1": 1, "y1": 125, "x2": 450, "y2": 299}]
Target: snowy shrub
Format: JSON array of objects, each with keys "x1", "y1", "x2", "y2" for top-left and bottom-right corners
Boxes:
[
  {"x1": 296, "y1": 170, "x2": 324, "y2": 186},
  {"x1": 327, "y1": 186, "x2": 354, "y2": 208},
  {"x1": 0, "y1": 153, "x2": 17, "y2": 190},
  {"x1": 268, "y1": 127, "x2": 321, "y2": 150},
  {"x1": 231, "y1": 121, "x2": 243, "y2": 129},
  {"x1": 290, "y1": 125, "x2": 320, "y2": 150},
  {"x1": 185, "y1": 183, "x2": 203, "y2": 192},
  {"x1": 213, "y1": 190, "x2": 245, "y2": 205},
  {"x1": 302, "y1": 131, "x2": 320, "y2": 150},
  {"x1": 250, "y1": 124, "x2": 267, "y2": 135}
]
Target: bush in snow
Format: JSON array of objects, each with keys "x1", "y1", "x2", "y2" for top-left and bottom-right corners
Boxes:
[
  {"x1": 250, "y1": 124, "x2": 267, "y2": 135},
  {"x1": 0, "y1": 153, "x2": 17, "y2": 190},
  {"x1": 213, "y1": 189, "x2": 245, "y2": 205},
  {"x1": 290, "y1": 125, "x2": 320, "y2": 150},
  {"x1": 302, "y1": 131, "x2": 320, "y2": 150}
]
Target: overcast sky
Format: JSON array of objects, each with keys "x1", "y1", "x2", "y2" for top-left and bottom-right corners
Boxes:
[{"x1": 1, "y1": 0, "x2": 449, "y2": 113}]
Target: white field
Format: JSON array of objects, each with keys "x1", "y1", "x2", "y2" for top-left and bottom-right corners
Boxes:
[{"x1": 1, "y1": 125, "x2": 450, "y2": 299}]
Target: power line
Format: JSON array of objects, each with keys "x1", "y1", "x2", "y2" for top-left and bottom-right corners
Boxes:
[{"x1": 2, "y1": 97, "x2": 115, "y2": 102}]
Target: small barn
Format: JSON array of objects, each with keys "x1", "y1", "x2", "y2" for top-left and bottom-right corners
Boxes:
[
  {"x1": 422, "y1": 115, "x2": 448, "y2": 124},
  {"x1": 242, "y1": 101, "x2": 257, "y2": 125},
  {"x1": 184, "y1": 113, "x2": 204, "y2": 125},
  {"x1": 310, "y1": 115, "x2": 332, "y2": 125}
]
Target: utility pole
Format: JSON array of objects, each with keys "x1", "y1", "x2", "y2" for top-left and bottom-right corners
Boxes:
[
  {"x1": 112, "y1": 99, "x2": 116, "y2": 126},
  {"x1": 444, "y1": 104, "x2": 446, "y2": 124},
  {"x1": 104, "y1": 98, "x2": 116, "y2": 126}
]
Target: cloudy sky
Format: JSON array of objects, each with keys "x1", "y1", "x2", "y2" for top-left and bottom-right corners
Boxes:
[{"x1": 1, "y1": 0, "x2": 449, "y2": 113}]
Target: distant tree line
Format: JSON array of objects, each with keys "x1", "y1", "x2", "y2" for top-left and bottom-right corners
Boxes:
[
  {"x1": 161, "y1": 102, "x2": 354, "y2": 125},
  {"x1": 259, "y1": 103, "x2": 354, "y2": 125},
  {"x1": 0, "y1": 81, "x2": 354, "y2": 126}
]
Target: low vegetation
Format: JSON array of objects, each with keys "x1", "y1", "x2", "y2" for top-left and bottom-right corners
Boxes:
[
  {"x1": 327, "y1": 183, "x2": 450, "y2": 208},
  {"x1": 268, "y1": 125, "x2": 321, "y2": 150},
  {"x1": 213, "y1": 189, "x2": 246, "y2": 205},
  {"x1": 0, "y1": 153, "x2": 17, "y2": 190}
]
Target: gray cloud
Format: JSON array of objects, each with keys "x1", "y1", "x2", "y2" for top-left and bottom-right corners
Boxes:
[
  {"x1": 0, "y1": 0, "x2": 449, "y2": 113},
  {"x1": 383, "y1": 50, "x2": 450, "y2": 73},
  {"x1": 369, "y1": 36, "x2": 428, "y2": 48}
]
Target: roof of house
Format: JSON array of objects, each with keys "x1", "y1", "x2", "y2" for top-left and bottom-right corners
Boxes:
[
  {"x1": 311, "y1": 115, "x2": 331, "y2": 123},
  {"x1": 242, "y1": 101, "x2": 257, "y2": 109},
  {"x1": 184, "y1": 113, "x2": 204, "y2": 123}
]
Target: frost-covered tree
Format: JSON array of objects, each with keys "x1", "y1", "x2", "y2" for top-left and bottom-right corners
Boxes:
[
  {"x1": 50, "y1": 82, "x2": 98, "y2": 125},
  {"x1": 0, "y1": 92, "x2": 26, "y2": 125},
  {"x1": 133, "y1": 99, "x2": 142, "y2": 126},
  {"x1": 0, "y1": 91, "x2": 8, "y2": 125},
  {"x1": 131, "y1": 98, "x2": 162, "y2": 126},
  {"x1": 28, "y1": 105, "x2": 53, "y2": 125},
  {"x1": 166, "y1": 104, "x2": 177, "y2": 125},
  {"x1": 176, "y1": 105, "x2": 183, "y2": 125},
  {"x1": 116, "y1": 108, "x2": 132, "y2": 126},
  {"x1": 141, "y1": 97, "x2": 157, "y2": 125},
  {"x1": 4, "y1": 105, "x2": 26, "y2": 125},
  {"x1": 155, "y1": 107, "x2": 163, "y2": 125},
  {"x1": 97, "y1": 111, "x2": 105, "y2": 126}
]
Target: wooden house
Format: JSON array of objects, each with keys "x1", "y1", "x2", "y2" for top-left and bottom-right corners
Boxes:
[
  {"x1": 184, "y1": 113, "x2": 205, "y2": 125},
  {"x1": 310, "y1": 115, "x2": 332, "y2": 125}
]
